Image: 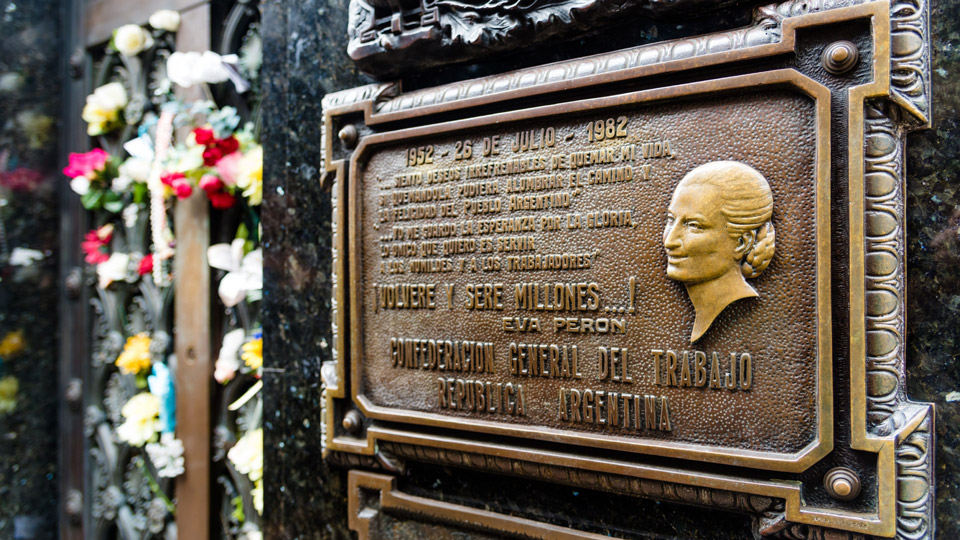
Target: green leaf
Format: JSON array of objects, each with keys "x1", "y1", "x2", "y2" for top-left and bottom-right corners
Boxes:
[
  {"x1": 231, "y1": 495, "x2": 246, "y2": 523},
  {"x1": 80, "y1": 190, "x2": 104, "y2": 210},
  {"x1": 103, "y1": 191, "x2": 124, "y2": 213},
  {"x1": 133, "y1": 182, "x2": 148, "y2": 204}
]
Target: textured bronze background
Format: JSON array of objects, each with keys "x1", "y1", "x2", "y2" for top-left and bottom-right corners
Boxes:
[{"x1": 352, "y1": 82, "x2": 827, "y2": 460}]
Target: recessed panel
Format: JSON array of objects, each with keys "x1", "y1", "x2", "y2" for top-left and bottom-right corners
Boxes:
[{"x1": 350, "y1": 77, "x2": 830, "y2": 467}]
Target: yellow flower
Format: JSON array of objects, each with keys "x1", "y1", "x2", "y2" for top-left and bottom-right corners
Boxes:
[
  {"x1": 82, "y1": 82, "x2": 127, "y2": 135},
  {"x1": 82, "y1": 102, "x2": 119, "y2": 136},
  {"x1": 0, "y1": 376, "x2": 18, "y2": 414},
  {"x1": 0, "y1": 330, "x2": 26, "y2": 358},
  {"x1": 252, "y1": 478, "x2": 263, "y2": 515},
  {"x1": 117, "y1": 392, "x2": 161, "y2": 447},
  {"x1": 241, "y1": 337, "x2": 262, "y2": 371},
  {"x1": 116, "y1": 333, "x2": 153, "y2": 375},
  {"x1": 235, "y1": 146, "x2": 262, "y2": 205}
]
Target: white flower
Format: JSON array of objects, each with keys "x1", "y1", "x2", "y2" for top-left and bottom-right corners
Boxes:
[
  {"x1": 115, "y1": 157, "x2": 152, "y2": 191},
  {"x1": 69, "y1": 176, "x2": 91, "y2": 196},
  {"x1": 208, "y1": 239, "x2": 263, "y2": 307},
  {"x1": 123, "y1": 135, "x2": 154, "y2": 161},
  {"x1": 166, "y1": 51, "x2": 237, "y2": 88},
  {"x1": 227, "y1": 428, "x2": 263, "y2": 482},
  {"x1": 114, "y1": 24, "x2": 154, "y2": 57},
  {"x1": 90, "y1": 82, "x2": 128, "y2": 111},
  {"x1": 122, "y1": 205, "x2": 140, "y2": 228},
  {"x1": 9, "y1": 248, "x2": 44, "y2": 266},
  {"x1": 145, "y1": 433, "x2": 185, "y2": 478},
  {"x1": 112, "y1": 175, "x2": 132, "y2": 192},
  {"x1": 215, "y1": 328, "x2": 245, "y2": 383},
  {"x1": 97, "y1": 252, "x2": 130, "y2": 288},
  {"x1": 148, "y1": 10, "x2": 181, "y2": 32},
  {"x1": 119, "y1": 157, "x2": 152, "y2": 183},
  {"x1": 170, "y1": 143, "x2": 204, "y2": 174},
  {"x1": 0, "y1": 72, "x2": 24, "y2": 93},
  {"x1": 241, "y1": 530, "x2": 262, "y2": 540}
]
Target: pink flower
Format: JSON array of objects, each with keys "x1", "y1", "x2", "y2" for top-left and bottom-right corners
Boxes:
[
  {"x1": 173, "y1": 181, "x2": 193, "y2": 199},
  {"x1": 216, "y1": 152, "x2": 242, "y2": 186},
  {"x1": 138, "y1": 254, "x2": 154, "y2": 275},
  {"x1": 160, "y1": 171, "x2": 185, "y2": 187},
  {"x1": 63, "y1": 149, "x2": 110, "y2": 179},
  {"x1": 81, "y1": 225, "x2": 113, "y2": 265},
  {"x1": 161, "y1": 171, "x2": 193, "y2": 199}
]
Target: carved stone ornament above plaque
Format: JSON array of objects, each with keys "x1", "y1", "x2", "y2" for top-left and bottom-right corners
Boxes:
[{"x1": 323, "y1": 0, "x2": 933, "y2": 537}]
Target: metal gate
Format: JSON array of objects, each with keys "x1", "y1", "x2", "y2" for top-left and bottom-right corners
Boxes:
[{"x1": 59, "y1": 1, "x2": 261, "y2": 538}]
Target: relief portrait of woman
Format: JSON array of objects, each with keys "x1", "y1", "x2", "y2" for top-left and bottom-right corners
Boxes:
[{"x1": 662, "y1": 161, "x2": 776, "y2": 342}]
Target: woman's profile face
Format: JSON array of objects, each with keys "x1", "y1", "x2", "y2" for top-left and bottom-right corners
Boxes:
[{"x1": 663, "y1": 183, "x2": 740, "y2": 284}]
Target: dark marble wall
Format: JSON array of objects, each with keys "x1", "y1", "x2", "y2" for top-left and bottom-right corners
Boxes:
[
  {"x1": 0, "y1": 0, "x2": 62, "y2": 538},
  {"x1": 905, "y1": 0, "x2": 960, "y2": 538},
  {"x1": 262, "y1": 0, "x2": 960, "y2": 537},
  {"x1": 261, "y1": 0, "x2": 366, "y2": 537}
]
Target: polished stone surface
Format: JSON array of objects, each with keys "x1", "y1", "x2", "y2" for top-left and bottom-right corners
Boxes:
[
  {"x1": 905, "y1": 0, "x2": 960, "y2": 538},
  {"x1": 0, "y1": 0, "x2": 62, "y2": 538},
  {"x1": 262, "y1": 0, "x2": 960, "y2": 536},
  {"x1": 261, "y1": 0, "x2": 365, "y2": 536}
]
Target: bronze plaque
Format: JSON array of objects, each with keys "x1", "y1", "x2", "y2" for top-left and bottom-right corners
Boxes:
[
  {"x1": 323, "y1": 2, "x2": 935, "y2": 537},
  {"x1": 351, "y1": 73, "x2": 832, "y2": 470}
]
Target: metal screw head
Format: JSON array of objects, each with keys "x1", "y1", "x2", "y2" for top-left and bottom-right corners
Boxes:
[
  {"x1": 342, "y1": 409, "x2": 363, "y2": 434},
  {"x1": 65, "y1": 489, "x2": 83, "y2": 523},
  {"x1": 65, "y1": 379, "x2": 83, "y2": 410},
  {"x1": 822, "y1": 41, "x2": 859, "y2": 75},
  {"x1": 69, "y1": 48, "x2": 85, "y2": 79},
  {"x1": 338, "y1": 124, "x2": 358, "y2": 149},
  {"x1": 64, "y1": 267, "x2": 83, "y2": 299},
  {"x1": 824, "y1": 467, "x2": 861, "y2": 501}
]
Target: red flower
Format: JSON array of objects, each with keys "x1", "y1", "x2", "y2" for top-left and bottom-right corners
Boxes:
[
  {"x1": 0, "y1": 168, "x2": 44, "y2": 192},
  {"x1": 202, "y1": 147, "x2": 224, "y2": 166},
  {"x1": 199, "y1": 136, "x2": 240, "y2": 166},
  {"x1": 199, "y1": 174, "x2": 223, "y2": 192},
  {"x1": 215, "y1": 136, "x2": 239, "y2": 156},
  {"x1": 207, "y1": 190, "x2": 236, "y2": 209},
  {"x1": 81, "y1": 225, "x2": 112, "y2": 265},
  {"x1": 199, "y1": 175, "x2": 235, "y2": 208},
  {"x1": 63, "y1": 149, "x2": 110, "y2": 179},
  {"x1": 193, "y1": 127, "x2": 215, "y2": 146},
  {"x1": 138, "y1": 254, "x2": 154, "y2": 275}
]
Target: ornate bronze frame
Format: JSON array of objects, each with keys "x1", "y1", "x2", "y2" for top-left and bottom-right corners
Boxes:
[{"x1": 322, "y1": 1, "x2": 934, "y2": 537}]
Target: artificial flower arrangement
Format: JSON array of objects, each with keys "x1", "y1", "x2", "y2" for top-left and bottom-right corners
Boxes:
[{"x1": 63, "y1": 8, "x2": 265, "y2": 528}]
